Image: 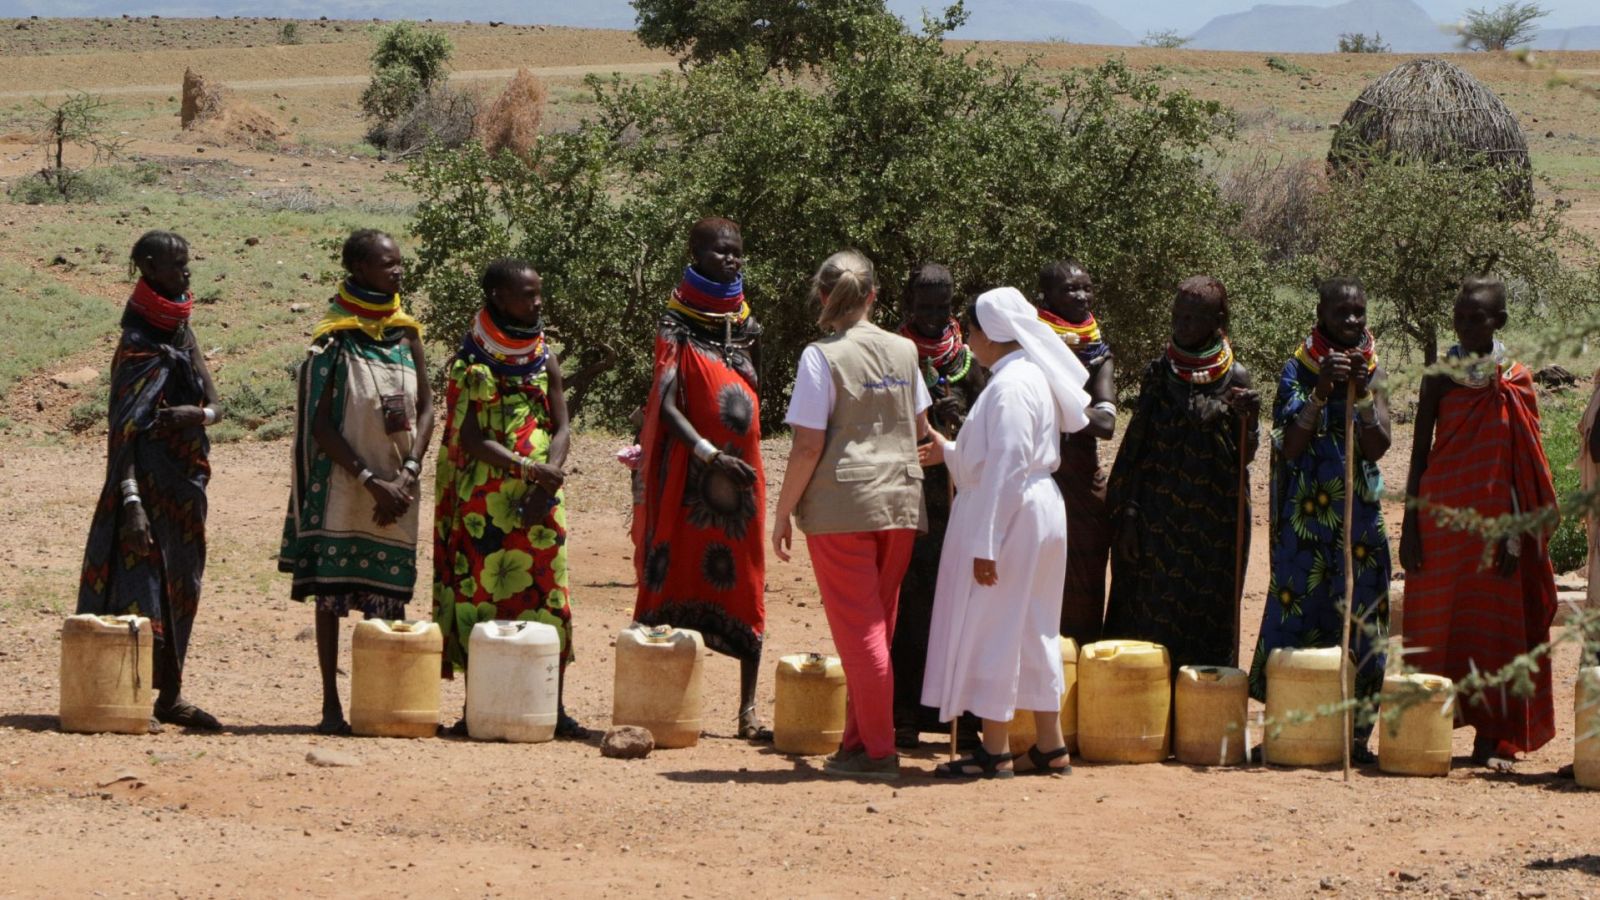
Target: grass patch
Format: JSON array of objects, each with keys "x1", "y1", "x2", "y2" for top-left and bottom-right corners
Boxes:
[
  {"x1": 0, "y1": 259, "x2": 121, "y2": 402},
  {"x1": 1539, "y1": 390, "x2": 1588, "y2": 574}
]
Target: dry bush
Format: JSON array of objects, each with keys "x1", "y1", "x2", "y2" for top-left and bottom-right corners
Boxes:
[
  {"x1": 477, "y1": 68, "x2": 547, "y2": 158},
  {"x1": 1218, "y1": 153, "x2": 1326, "y2": 265},
  {"x1": 371, "y1": 87, "x2": 479, "y2": 158}
]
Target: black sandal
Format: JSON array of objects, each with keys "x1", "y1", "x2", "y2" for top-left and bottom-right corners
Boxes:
[
  {"x1": 933, "y1": 744, "x2": 1015, "y2": 779},
  {"x1": 155, "y1": 700, "x2": 222, "y2": 732},
  {"x1": 1021, "y1": 744, "x2": 1073, "y2": 776}
]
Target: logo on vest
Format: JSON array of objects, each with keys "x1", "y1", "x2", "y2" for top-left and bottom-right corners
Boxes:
[{"x1": 862, "y1": 375, "x2": 911, "y2": 391}]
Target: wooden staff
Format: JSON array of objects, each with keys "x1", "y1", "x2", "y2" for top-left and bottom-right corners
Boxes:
[
  {"x1": 1339, "y1": 379, "x2": 1357, "y2": 782},
  {"x1": 936, "y1": 417, "x2": 960, "y2": 765},
  {"x1": 1232, "y1": 415, "x2": 1249, "y2": 667}
]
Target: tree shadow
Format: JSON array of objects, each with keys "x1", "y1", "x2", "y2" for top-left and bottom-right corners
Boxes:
[{"x1": 1526, "y1": 854, "x2": 1600, "y2": 877}]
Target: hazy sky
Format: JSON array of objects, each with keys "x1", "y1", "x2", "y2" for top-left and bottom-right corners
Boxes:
[{"x1": 2, "y1": 0, "x2": 1595, "y2": 37}]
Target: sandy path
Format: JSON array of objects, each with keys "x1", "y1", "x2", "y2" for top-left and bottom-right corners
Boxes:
[{"x1": 0, "y1": 62, "x2": 673, "y2": 101}]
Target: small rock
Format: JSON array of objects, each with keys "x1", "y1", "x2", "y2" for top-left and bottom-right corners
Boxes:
[
  {"x1": 866, "y1": 803, "x2": 880, "y2": 814},
  {"x1": 1517, "y1": 891, "x2": 1547, "y2": 899},
  {"x1": 51, "y1": 367, "x2": 100, "y2": 388},
  {"x1": 600, "y1": 725, "x2": 654, "y2": 759},
  {"x1": 244, "y1": 237, "x2": 260, "y2": 246},
  {"x1": 306, "y1": 748, "x2": 361, "y2": 768},
  {"x1": 1319, "y1": 877, "x2": 1335, "y2": 891},
  {"x1": 289, "y1": 303, "x2": 309, "y2": 313},
  {"x1": 1396, "y1": 871, "x2": 1422, "y2": 883}
]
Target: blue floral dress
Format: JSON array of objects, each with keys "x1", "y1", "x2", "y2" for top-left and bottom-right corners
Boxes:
[{"x1": 1247, "y1": 356, "x2": 1390, "y2": 713}]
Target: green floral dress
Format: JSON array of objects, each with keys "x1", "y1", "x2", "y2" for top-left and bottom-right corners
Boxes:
[{"x1": 433, "y1": 358, "x2": 572, "y2": 675}]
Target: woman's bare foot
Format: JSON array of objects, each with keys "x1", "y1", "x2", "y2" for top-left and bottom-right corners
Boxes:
[
  {"x1": 315, "y1": 713, "x2": 351, "y2": 736},
  {"x1": 737, "y1": 704, "x2": 773, "y2": 742}
]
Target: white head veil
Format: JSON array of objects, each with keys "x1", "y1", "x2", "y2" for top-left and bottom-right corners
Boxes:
[{"x1": 975, "y1": 287, "x2": 1091, "y2": 434}]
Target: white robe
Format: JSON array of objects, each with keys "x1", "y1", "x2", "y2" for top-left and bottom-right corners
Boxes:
[{"x1": 921, "y1": 350, "x2": 1068, "y2": 723}]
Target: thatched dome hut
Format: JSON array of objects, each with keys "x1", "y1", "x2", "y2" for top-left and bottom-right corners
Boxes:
[{"x1": 1328, "y1": 58, "x2": 1531, "y2": 203}]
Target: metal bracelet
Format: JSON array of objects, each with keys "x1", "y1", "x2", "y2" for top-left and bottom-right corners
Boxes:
[
  {"x1": 122, "y1": 493, "x2": 142, "y2": 506},
  {"x1": 693, "y1": 437, "x2": 719, "y2": 463},
  {"x1": 358, "y1": 468, "x2": 376, "y2": 485},
  {"x1": 1091, "y1": 400, "x2": 1117, "y2": 416},
  {"x1": 119, "y1": 478, "x2": 140, "y2": 497},
  {"x1": 202, "y1": 406, "x2": 219, "y2": 426},
  {"x1": 403, "y1": 458, "x2": 421, "y2": 476}
]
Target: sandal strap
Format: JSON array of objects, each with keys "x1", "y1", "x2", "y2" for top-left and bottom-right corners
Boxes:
[
  {"x1": 1027, "y1": 744, "x2": 1071, "y2": 769},
  {"x1": 972, "y1": 744, "x2": 1014, "y2": 769}
]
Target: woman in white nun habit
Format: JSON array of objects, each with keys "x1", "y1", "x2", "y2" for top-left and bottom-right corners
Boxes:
[{"x1": 920, "y1": 287, "x2": 1090, "y2": 779}]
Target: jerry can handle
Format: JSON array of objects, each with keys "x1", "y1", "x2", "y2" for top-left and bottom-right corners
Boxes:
[
  {"x1": 800, "y1": 652, "x2": 827, "y2": 671},
  {"x1": 642, "y1": 624, "x2": 675, "y2": 642}
]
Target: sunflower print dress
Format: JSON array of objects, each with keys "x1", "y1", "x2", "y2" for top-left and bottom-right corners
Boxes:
[
  {"x1": 1248, "y1": 355, "x2": 1389, "y2": 707},
  {"x1": 433, "y1": 357, "x2": 572, "y2": 675}
]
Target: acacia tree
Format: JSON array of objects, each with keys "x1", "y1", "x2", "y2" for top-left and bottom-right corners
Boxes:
[
  {"x1": 403, "y1": 14, "x2": 1265, "y2": 426},
  {"x1": 1141, "y1": 29, "x2": 1191, "y2": 48},
  {"x1": 632, "y1": 0, "x2": 962, "y2": 72},
  {"x1": 1337, "y1": 32, "x2": 1389, "y2": 53},
  {"x1": 1458, "y1": 2, "x2": 1547, "y2": 51},
  {"x1": 33, "y1": 92, "x2": 126, "y2": 200}
]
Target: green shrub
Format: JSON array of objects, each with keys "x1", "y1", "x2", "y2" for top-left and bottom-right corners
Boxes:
[
  {"x1": 1265, "y1": 56, "x2": 1310, "y2": 76},
  {"x1": 6, "y1": 168, "x2": 128, "y2": 204}
]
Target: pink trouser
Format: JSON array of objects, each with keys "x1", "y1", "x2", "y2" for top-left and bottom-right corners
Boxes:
[{"x1": 806, "y1": 529, "x2": 917, "y2": 760}]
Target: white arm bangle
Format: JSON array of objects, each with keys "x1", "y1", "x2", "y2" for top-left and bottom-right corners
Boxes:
[
  {"x1": 358, "y1": 468, "x2": 376, "y2": 485},
  {"x1": 1091, "y1": 400, "x2": 1117, "y2": 416},
  {"x1": 692, "y1": 437, "x2": 719, "y2": 463},
  {"x1": 202, "y1": 406, "x2": 219, "y2": 426},
  {"x1": 122, "y1": 493, "x2": 142, "y2": 506}
]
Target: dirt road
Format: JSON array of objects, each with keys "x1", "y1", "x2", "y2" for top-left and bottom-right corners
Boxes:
[
  {"x1": 0, "y1": 433, "x2": 1594, "y2": 898},
  {"x1": 0, "y1": 63, "x2": 673, "y2": 101}
]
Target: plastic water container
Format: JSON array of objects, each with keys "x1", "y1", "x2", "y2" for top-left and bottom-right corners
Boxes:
[
  {"x1": 1005, "y1": 637, "x2": 1080, "y2": 756},
  {"x1": 1576, "y1": 666, "x2": 1599, "y2": 790},
  {"x1": 1174, "y1": 665, "x2": 1248, "y2": 766},
  {"x1": 1378, "y1": 673, "x2": 1454, "y2": 777},
  {"x1": 1078, "y1": 640, "x2": 1171, "y2": 763},
  {"x1": 1263, "y1": 647, "x2": 1353, "y2": 766},
  {"x1": 350, "y1": 620, "x2": 442, "y2": 738},
  {"x1": 773, "y1": 653, "x2": 846, "y2": 755},
  {"x1": 59, "y1": 614, "x2": 153, "y2": 735},
  {"x1": 466, "y1": 620, "x2": 561, "y2": 743},
  {"x1": 613, "y1": 624, "x2": 704, "y2": 749}
]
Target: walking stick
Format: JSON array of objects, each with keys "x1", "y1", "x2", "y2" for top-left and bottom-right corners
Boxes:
[
  {"x1": 1232, "y1": 415, "x2": 1249, "y2": 667},
  {"x1": 1339, "y1": 380, "x2": 1357, "y2": 782}
]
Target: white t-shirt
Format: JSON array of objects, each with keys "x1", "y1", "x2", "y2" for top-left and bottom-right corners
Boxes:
[{"x1": 784, "y1": 345, "x2": 932, "y2": 430}]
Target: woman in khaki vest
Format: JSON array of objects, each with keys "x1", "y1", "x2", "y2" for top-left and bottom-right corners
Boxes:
[{"x1": 771, "y1": 250, "x2": 932, "y2": 782}]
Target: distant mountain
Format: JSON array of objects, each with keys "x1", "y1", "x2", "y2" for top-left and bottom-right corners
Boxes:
[
  {"x1": 1532, "y1": 26, "x2": 1600, "y2": 50},
  {"x1": 1187, "y1": 0, "x2": 1456, "y2": 52},
  {"x1": 889, "y1": 0, "x2": 1137, "y2": 45}
]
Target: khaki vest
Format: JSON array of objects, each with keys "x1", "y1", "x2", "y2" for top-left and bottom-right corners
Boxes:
[{"x1": 795, "y1": 321, "x2": 926, "y2": 536}]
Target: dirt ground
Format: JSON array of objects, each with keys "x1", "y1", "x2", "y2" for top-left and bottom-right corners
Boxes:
[
  {"x1": 0, "y1": 429, "x2": 1595, "y2": 899},
  {"x1": 1, "y1": 19, "x2": 1598, "y2": 900}
]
